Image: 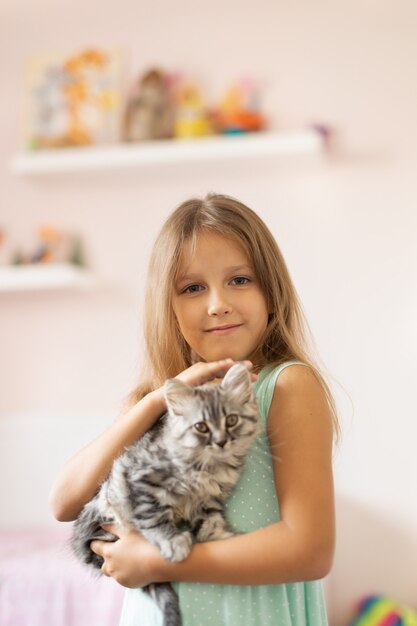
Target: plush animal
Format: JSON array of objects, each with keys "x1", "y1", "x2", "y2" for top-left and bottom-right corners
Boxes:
[
  {"x1": 124, "y1": 68, "x2": 174, "y2": 141},
  {"x1": 348, "y1": 595, "x2": 417, "y2": 626}
]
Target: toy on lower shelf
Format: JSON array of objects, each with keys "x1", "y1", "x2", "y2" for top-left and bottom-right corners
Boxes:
[
  {"x1": 348, "y1": 596, "x2": 417, "y2": 626},
  {"x1": 0, "y1": 226, "x2": 91, "y2": 291},
  {"x1": 9, "y1": 226, "x2": 86, "y2": 268}
]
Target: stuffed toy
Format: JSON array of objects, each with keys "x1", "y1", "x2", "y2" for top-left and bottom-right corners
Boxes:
[
  {"x1": 349, "y1": 595, "x2": 417, "y2": 626},
  {"x1": 124, "y1": 69, "x2": 174, "y2": 141}
]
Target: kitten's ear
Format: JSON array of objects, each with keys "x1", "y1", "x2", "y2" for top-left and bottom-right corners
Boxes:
[
  {"x1": 164, "y1": 378, "x2": 195, "y2": 417},
  {"x1": 220, "y1": 364, "x2": 253, "y2": 403}
]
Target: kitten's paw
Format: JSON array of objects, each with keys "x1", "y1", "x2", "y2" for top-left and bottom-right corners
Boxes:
[
  {"x1": 159, "y1": 532, "x2": 193, "y2": 563},
  {"x1": 195, "y1": 517, "x2": 234, "y2": 542},
  {"x1": 212, "y1": 529, "x2": 234, "y2": 540},
  {"x1": 90, "y1": 531, "x2": 117, "y2": 543},
  {"x1": 197, "y1": 527, "x2": 234, "y2": 541}
]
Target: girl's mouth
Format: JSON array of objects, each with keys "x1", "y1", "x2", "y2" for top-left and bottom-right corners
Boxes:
[{"x1": 205, "y1": 324, "x2": 242, "y2": 335}]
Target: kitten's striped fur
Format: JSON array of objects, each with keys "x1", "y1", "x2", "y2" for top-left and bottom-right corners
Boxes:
[{"x1": 72, "y1": 363, "x2": 260, "y2": 626}]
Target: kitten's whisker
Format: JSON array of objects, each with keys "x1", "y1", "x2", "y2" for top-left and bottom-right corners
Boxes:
[
  {"x1": 246, "y1": 446, "x2": 282, "y2": 472},
  {"x1": 251, "y1": 440, "x2": 284, "y2": 463}
]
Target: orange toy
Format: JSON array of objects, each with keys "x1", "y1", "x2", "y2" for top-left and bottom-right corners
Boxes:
[{"x1": 213, "y1": 78, "x2": 265, "y2": 134}]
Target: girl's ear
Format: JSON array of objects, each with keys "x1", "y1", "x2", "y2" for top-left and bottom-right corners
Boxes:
[
  {"x1": 164, "y1": 378, "x2": 195, "y2": 416},
  {"x1": 220, "y1": 364, "x2": 253, "y2": 403}
]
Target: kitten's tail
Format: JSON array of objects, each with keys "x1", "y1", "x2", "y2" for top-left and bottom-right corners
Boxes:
[{"x1": 146, "y1": 582, "x2": 181, "y2": 626}]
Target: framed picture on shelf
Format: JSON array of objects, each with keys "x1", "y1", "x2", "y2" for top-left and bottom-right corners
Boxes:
[{"x1": 22, "y1": 47, "x2": 124, "y2": 150}]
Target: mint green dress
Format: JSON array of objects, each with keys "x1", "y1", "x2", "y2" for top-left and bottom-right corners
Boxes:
[{"x1": 119, "y1": 362, "x2": 329, "y2": 626}]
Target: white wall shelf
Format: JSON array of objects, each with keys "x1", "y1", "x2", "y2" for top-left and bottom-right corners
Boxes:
[
  {"x1": 0, "y1": 264, "x2": 94, "y2": 292},
  {"x1": 11, "y1": 130, "x2": 324, "y2": 174}
]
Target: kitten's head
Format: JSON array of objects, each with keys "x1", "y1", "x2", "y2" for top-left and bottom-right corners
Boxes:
[{"x1": 163, "y1": 363, "x2": 261, "y2": 465}]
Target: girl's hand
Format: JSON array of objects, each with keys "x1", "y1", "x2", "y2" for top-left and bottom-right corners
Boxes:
[
  {"x1": 149, "y1": 360, "x2": 257, "y2": 416},
  {"x1": 175, "y1": 358, "x2": 257, "y2": 387},
  {"x1": 90, "y1": 525, "x2": 163, "y2": 588}
]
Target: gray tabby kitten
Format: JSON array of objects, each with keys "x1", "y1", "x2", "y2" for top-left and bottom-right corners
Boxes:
[{"x1": 72, "y1": 363, "x2": 260, "y2": 626}]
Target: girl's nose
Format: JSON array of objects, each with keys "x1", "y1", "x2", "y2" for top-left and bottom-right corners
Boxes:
[{"x1": 207, "y1": 291, "x2": 232, "y2": 316}]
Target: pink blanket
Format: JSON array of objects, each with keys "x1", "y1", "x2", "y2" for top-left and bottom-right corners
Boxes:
[{"x1": 0, "y1": 526, "x2": 125, "y2": 626}]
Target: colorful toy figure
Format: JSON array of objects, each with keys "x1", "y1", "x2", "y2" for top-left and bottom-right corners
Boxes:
[
  {"x1": 348, "y1": 596, "x2": 417, "y2": 626},
  {"x1": 213, "y1": 78, "x2": 265, "y2": 134},
  {"x1": 174, "y1": 84, "x2": 212, "y2": 139}
]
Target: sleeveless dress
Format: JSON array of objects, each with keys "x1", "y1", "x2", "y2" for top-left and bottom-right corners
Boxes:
[{"x1": 118, "y1": 361, "x2": 329, "y2": 626}]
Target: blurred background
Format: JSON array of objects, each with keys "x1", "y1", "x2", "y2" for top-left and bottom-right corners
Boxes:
[{"x1": 1, "y1": 1, "x2": 416, "y2": 625}]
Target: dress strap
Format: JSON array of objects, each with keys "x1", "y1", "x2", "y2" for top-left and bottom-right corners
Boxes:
[{"x1": 254, "y1": 361, "x2": 308, "y2": 425}]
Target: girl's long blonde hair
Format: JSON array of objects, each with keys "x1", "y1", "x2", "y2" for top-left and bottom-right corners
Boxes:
[{"x1": 130, "y1": 193, "x2": 339, "y2": 439}]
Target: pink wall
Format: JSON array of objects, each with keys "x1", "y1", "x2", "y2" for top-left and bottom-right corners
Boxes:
[{"x1": 1, "y1": 1, "x2": 417, "y2": 624}]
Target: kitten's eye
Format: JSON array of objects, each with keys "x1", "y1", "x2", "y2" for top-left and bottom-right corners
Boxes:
[
  {"x1": 226, "y1": 415, "x2": 239, "y2": 428},
  {"x1": 194, "y1": 422, "x2": 209, "y2": 434}
]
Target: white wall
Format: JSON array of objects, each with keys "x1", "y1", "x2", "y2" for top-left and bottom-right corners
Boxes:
[{"x1": 1, "y1": 1, "x2": 416, "y2": 624}]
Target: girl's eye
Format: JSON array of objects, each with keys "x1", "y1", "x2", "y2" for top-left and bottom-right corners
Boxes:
[
  {"x1": 183, "y1": 284, "x2": 203, "y2": 294},
  {"x1": 194, "y1": 422, "x2": 209, "y2": 434},
  {"x1": 230, "y1": 276, "x2": 250, "y2": 286},
  {"x1": 226, "y1": 415, "x2": 239, "y2": 428}
]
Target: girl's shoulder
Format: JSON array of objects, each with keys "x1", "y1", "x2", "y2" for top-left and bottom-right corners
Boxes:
[
  {"x1": 254, "y1": 360, "x2": 310, "y2": 417},
  {"x1": 257, "y1": 361, "x2": 334, "y2": 451},
  {"x1": 254, "y1": 361, "x2": 333, "y2": 434}
]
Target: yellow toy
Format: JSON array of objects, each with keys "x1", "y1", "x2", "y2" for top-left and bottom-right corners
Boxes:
[{"x1": 174, "y1": 84, "x2": 211, "y2": 139}]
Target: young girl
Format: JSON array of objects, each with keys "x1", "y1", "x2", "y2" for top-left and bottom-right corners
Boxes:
[{"x1": 50, "y1": 193, "x2": 338, "y2": 626}]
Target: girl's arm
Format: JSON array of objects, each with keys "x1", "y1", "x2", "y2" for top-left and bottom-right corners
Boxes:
[
  {"x1": 49, "y1": 389, "x2": 166, "y2": 522},
  {"x1": 92, "y1": 364, "x2": 336, "y2": 586},
  {"x1": 49, "y1": 359, "x2": 242, "y2": 522}
]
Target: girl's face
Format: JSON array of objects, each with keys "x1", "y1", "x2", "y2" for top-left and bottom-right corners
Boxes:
[{"x1": 173, "y1": 232, "x2": 269, "y2": 363}]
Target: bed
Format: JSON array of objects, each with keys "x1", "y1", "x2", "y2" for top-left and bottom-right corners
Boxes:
[{"x1": 0, "y1": 525, "x2": 125, "y2": 626}]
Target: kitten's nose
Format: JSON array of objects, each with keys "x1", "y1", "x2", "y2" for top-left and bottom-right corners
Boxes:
[{"x1": 215, "y1": 439, "x2": 227, "y2": 449}]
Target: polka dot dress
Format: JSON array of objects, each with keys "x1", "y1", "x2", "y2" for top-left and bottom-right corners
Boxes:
[{"x1": 119, "y1": 362, "x2": 329, "y2": 626}]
